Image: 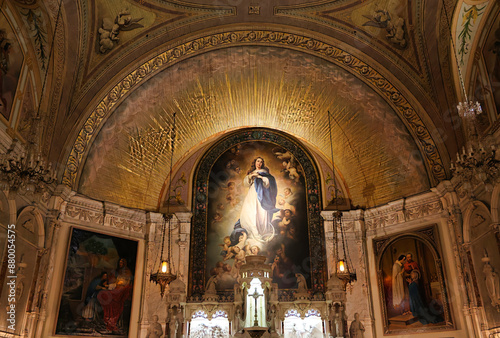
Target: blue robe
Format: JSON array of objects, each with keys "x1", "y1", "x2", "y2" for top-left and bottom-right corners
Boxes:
[
  {"x1": 232, "y1": 170, "x2": 279, "y2": 244},
  {"x1": 408, "y1": 281, "x2": 441, "y2": 324}
]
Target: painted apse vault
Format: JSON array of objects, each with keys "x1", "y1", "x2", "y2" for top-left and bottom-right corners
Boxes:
[
  {"x1": 78, "y1": 46, "x2": 429, "y2": 211},
  {"x1": 205, "y1": 140, "x2": 309, "y2": 290}
]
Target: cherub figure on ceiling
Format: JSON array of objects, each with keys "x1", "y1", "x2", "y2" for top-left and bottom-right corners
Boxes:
[
  {"x1": 98, "y1": 9, "x2": 143, "y2": 54},
  {"x1": 363, "y1": 9, "x2": 407, "y2": 48}
]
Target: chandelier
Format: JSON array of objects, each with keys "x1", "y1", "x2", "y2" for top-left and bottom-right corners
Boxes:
[
  {"x1": 150, "y1": 112, "x2": 177, "y2": 297},
  {"x1": 150, "y1": 214, "x2": 177, "y2": 298},
  {"x1": 328, "y1": 111, "x2": 356, "y2": 290},
  {"x1": 442, "y1": 2, "x2": 500, "y2": 192},
  {"x1": 0, "y1": 1, "x2": 63, "y2": 199},
  {"x1": 0, "y1": 115, "x2": 56, "y2": 197},
  {"x1": 457, "y1": 101, "x2": 482, "y2": 118},
  {"x1": 332, "y1": 210, "x2": 357, "y2": 290}
]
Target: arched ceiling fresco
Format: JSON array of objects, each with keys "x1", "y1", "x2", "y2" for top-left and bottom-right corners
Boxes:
[
  {"x1": 7, "y1": 0, "x2": 500, "y2": 213},
  {"x1": 79, "y1": 46, "x2": 429, "y2": 210}
]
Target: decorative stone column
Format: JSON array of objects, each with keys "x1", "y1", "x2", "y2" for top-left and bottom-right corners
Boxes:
[
  {"x1": 321, "y1": 211, "x2": 337, "y2": 277},
  {"x1": 325, "y1": 274, "x2": 347, "y2": 338},
  {"x1": 34, "y1": 212, "x2": 61, "y2": 338},
  {"x1": 173, "y1": 212, "x2": 192, "y2": 284},
  {"x1": 139, "y1": 212, "x2": 164, "y2": 337},
  {"x1": 352, "y1": 210, "x2": 376, "y2": 338}
]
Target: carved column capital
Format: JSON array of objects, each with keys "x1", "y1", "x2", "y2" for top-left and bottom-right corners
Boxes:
[
  {"x1": 174, "y1": 212, "x2": 192, "y2": 224},
  {"x1": 321, "y1": 210, "x2": 338, "y2": 221}
]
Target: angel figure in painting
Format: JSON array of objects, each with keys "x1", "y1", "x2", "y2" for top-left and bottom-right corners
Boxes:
[
  {"x1": 231, "y1": 157, "x2": 279, "y2": 244},
  {"x1": 392, "y1": 255, "x2": 406, "y2": 310}
]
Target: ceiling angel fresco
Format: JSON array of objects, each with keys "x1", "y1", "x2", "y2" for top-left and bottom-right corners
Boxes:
[{"x1": 79, "y1": 46, "x2": 429, "y2": 210}]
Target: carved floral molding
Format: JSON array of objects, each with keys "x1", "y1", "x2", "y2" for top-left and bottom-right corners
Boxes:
[
  {"x1": 61, "y1": 196, "x2": 147, "y2": 235},
  {"x1": 364, "y1": 195, "x2": 444, "y2": 230}
]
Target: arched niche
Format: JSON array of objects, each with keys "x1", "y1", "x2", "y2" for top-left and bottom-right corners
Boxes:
[
  {"x1": 188, "y1": 309, "x2": 230, "y2": 337},
  {"x1": 283, "y1": 308, "x2": 323, "y2": 337},
  {"x1": 463, "y1": 200, "x2": 493, "y2": 244},
  {"x1": 490, "y1": 183, "x2": 500, "y2": 223},
  {"x1": 188, "y1": 128, "x2": 325, "y2": 299},
  {"x1": 0, "y1": 205, "x2": 44, "y2": 335},
  {"x1": 373, "y1": 226, "x2": 454, "y2": 335},
  {"x1": 464, "y1": 200, "x2": 500, "y2": 328},
  {"x1": 0, "y1": 189, "x2": 15, "y2": 262}
]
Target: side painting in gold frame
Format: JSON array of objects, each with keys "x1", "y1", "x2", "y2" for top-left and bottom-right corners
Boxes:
[
  {"x1": 55, "y1": 227, "x2": 138, "y2": 337},
  {"x1": 373, "y1": 225, "x2": 455, "y2": 335}
]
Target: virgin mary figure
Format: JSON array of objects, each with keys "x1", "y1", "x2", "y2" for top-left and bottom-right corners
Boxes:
[{"x1": 231, "y1": 157, "x2": 279, "y2": 244}]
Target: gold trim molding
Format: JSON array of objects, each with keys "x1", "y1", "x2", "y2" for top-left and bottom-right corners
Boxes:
[{"x1": 62, "y1": 29, "x2": 446, "y2": 189}]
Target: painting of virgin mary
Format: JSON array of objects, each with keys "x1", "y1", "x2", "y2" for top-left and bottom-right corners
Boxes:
[{"x1": 206, "y1": 141, "x2": 310, "y2": 290}]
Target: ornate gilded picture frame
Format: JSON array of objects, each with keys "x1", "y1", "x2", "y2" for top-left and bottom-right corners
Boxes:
[
  {"x1": 188, "y1": 128, "x2": 326, "y2": 301},
  {"x1": 55, "y1": 227, "x2": 138, "y2": 337},
  {"x1": 373, "y1": 225, "x2": 454, "y2": 335}
]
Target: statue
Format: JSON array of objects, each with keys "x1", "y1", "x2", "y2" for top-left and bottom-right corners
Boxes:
[
  {"x1": 205, "y1": 274, "x2": 218, "y2": 295},
  {"x1": 349, "y1": 313, "x2": 365, "y2": 338},
  {"x1": 175, "y1": 307, "x2": 184, "y2": 338},
  {"x1": 362, "y1": 9, "x2": 407, "y2": 48},
  {"x1": 482, "y1": 251, "x2": 500, "y2": 310},
  {"x1": 234, "y1": 285, "x2": 243, "y2": 303},
  {"x1": 334, "y1": 312, "x2": 343, "y2": 337},
  {"x1": 267, "y1": 305, "x2": 277, "y2": 332},
  {"x1": 233, "y1": 307, "x2": 242, "y2": 334},
  {"x1": 146, "y1": 315, "x2": 163, "y2": 338},
  {"x1": 168, "y1": 308, "x2": 177, "y2": 337},
  {"x1": 296, "y1": 273, "x2": 307, "y2": 293}
]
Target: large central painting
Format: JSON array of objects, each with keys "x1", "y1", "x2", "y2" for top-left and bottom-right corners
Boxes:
[
  {"x1": 206, "y1": 140, "x2": 309, "y2": 290},
  {"x1": 189, "y1": 129, "x2": 326, "y2": 298}
]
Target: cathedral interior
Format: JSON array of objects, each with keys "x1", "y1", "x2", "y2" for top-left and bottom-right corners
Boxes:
[{"x1": 0, "y1": 0, "x2": 500, "y2": 337}]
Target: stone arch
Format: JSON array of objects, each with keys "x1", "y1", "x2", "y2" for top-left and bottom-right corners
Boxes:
[
  {"x1": 462, "y1": 200, "x2": 493, "y2": 244},
  {"x1": 16, "y1": 205, "x2": 45, "y2": 248},
  {"x1": 0, "y1": 190, "x2": 15, "y2": 226},
  {"x1": 490, "y1": 183, "x2": 500, "y2": 223}
]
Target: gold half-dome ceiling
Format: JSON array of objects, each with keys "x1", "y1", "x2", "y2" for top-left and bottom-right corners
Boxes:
[{"x1": 78, "y1": 45, "x2": 430, "y2": 210}]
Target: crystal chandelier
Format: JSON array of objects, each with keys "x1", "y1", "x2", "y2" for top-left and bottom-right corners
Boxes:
[
  {"x1": 451, "y1": 140, "x2": 499, "y2": 192},
  {"x1": 442, "y1": 1, "x2": 499, "y2": 192},
  {"x1": 150, "y1": 112, "x2": 177, "y2": 297},
  {"x1": 457, "y1": 101, "x2": 482, "y2": 118},
  {"x1": 0, "y1": 1, "x2": 63, "y2": 199},
  {"x1": 451, "y1": 89, "x2": 499, "y2": 192},
  {"x1": 0, "y1": 115, "x2": 56, "y2": 197},
  {"x1": 328, "y1": 111, "x2": 356, "y2": 290}
]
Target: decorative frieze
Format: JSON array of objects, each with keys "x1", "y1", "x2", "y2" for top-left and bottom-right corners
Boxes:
[
  {"x1": 61, "y1": 195, "x2": 146, "y2": 235},
  {"x1": 364, "y1": 193, "x2": 444, "y2": 230}
]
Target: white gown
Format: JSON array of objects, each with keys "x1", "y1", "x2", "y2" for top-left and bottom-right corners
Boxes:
[
  {"x1": 392, "y1": 261, "x2": 404, "y2": 307},
  {"x1": 239, "y1": 170, "x2": 276, "y2": 243}
]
